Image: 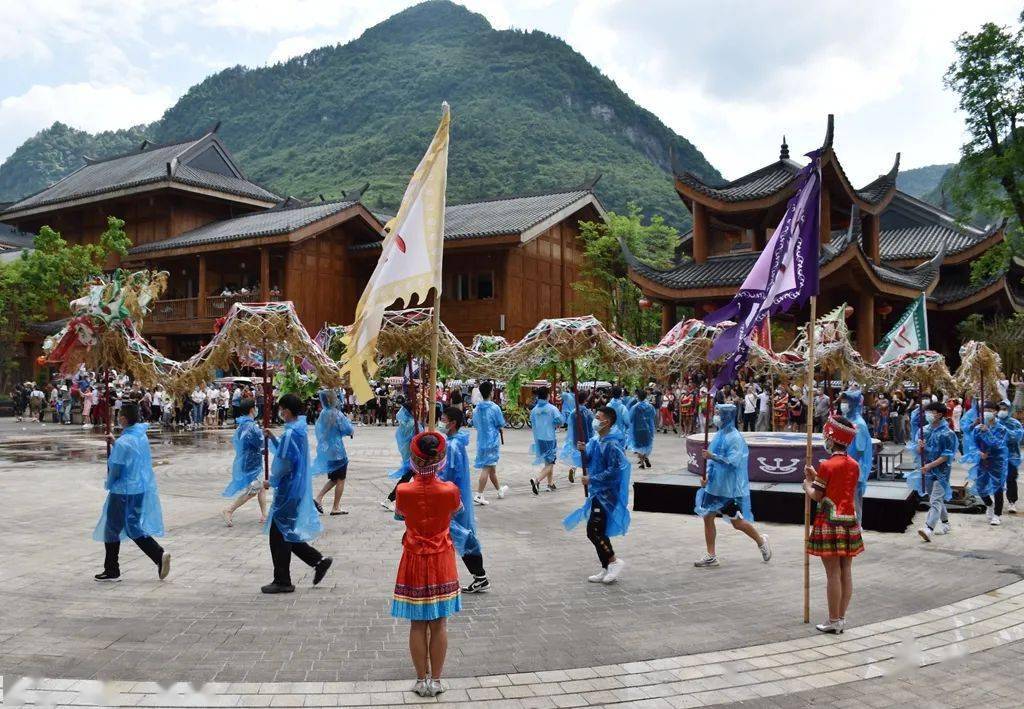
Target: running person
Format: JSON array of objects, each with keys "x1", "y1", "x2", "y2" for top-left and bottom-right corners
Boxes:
[
  {"x1": 472, "y1": 381, "x2": 508, "y2": 505},
  {"x1": 529, "y1": 386, "x2": 564, "y2": 494},
  {"x1": 221, "y1": 398, "x2": 267, "y2": 526},
  {"x1": 628, "y1": 390, "x2": 656, "y2": 468}
]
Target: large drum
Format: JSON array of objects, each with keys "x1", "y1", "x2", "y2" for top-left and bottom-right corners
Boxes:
[{"x1": 684, "y1": 431, "x2": 880, "y2": 483}]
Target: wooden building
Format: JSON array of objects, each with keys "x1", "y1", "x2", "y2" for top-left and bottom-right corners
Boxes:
[
  {"x1": 624, "y1": 116, "x2": 1021, "y2": 363},
  {"x1": 0, "y1": 127, "x2": 606, "y2": 370}
]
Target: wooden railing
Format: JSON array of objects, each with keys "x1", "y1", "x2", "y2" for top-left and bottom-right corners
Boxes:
[{"x1": 151, "y1": 293, "x2": 264, "y2": 321}]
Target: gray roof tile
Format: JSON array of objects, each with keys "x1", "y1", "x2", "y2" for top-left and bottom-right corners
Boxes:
[
  {"x1": 0, "y1": 223, "x2": 34, "y2": 250},
  {"x1": 676, "y1": 161, "x2": 802, "y2": 202},
  {"x1": 128, "y1": 200, "x2": 357, "y2": 255},
  {"x1": 879, "y1": 191, "x2": 992, "y2": 260},
  {"x1": 2, "y1": 134, "x2": 278, "y2": 214}
]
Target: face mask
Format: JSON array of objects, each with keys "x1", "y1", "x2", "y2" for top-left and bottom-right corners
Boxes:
[
  {"x1": 840, "y1": 402, "x2": 850, "y2": 414},
  {"x1": 926, "y1": 412, "x2": 941, "y2": 425},
  {"x1": 984, "y1": 411, "x2": 996, "y2": 423},
  {"x1": 999, "y1": 410, "x2": 1009, "y2": 419},
  {"x1": 712, "y1": 415, "x2": 722, "y2": 428},
  {"x1": 592, "y1": 419, "x2": 602, "y2": 435}
]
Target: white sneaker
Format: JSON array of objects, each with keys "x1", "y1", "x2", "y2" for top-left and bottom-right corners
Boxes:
[
  {"x1": 991, "y1": 515, "x2": 1002, "y2": 526},
  {"x1": 986, "y1": 505, "x2": 995, "y2": 521},
  {"x1": 937, "y1": 522, "x2": 951, "y2": 535},
  {"x1": 602, "y1": 558, "x2": 625, "y2": 583},
  {"x1": 694, "y1": 553, "x2": 719, "y2": 568},
  {"x1": 758, "y1": 535, "x2": 772, "y2": 562},
  {"x1": 918, "y1": 526, "x2": 933, "y2": 542},
  {"x1": 379, "y1": 500, "x2": 395, "y2": 512},
  {"x1": 427, "y1": 679, "x2": 445, "y2": 697},
  {"x1": 412, "y1": 679, "x2": 429, "y2": 697},
  {"x1": 587, "y1": 568, "x2": 607, "y2": 583},
  {"x1": 474, "y1": 494, "x2": 489, "y2": 506},
  {"x1": 1009, "y1": 503, "x2": 1018, "y2": 514},
  {"x1": 497, "y1": 485, "x2": 508, "y2": 499}
]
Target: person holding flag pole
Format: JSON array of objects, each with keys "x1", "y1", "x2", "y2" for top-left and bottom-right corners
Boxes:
[{"x1": 703, "y1": 121, "x2": 827, "y2": 624}]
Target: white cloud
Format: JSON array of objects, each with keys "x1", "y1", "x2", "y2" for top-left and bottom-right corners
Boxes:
[
  {"x1": 268, "y1": 35, "x2": 343, "y2": 63},
  {"x1": 0, "y1": 83, "x2": 175, "y2": 160}
]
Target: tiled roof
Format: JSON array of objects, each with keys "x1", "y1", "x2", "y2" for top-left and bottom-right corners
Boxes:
[
  {"x1": 351, "y1": 189, "x2": 602, "y2": 250},
  {"x1": 855, "y1": 154, "x2": 900, "y2": 204},
  {"x1": 128, "y1": 200, "x2": 357, "y2": 255},
  {"x1": 2, "y1": 133, "x2": 278, "y2": 215},
  {"x1": 676, "y1": 161, "x2": 803, "y2": 203},
  {"x1": 930, "y1": 270, "x2": 1002, "y2": 305},
  {"x1": 879, "y1": 191, "x2": 993, "y2": 260},
  {"x1": 0, "y1": 223, "x2": 35, "y2": 250}
]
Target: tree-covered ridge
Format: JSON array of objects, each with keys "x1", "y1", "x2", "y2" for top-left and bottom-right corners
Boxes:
[
  {"x1": 895, "y1": 163, "x2": 953, "y2": 200},
  {"x1": 0, "y1": 0, "x2": 719, "y2": 231}
]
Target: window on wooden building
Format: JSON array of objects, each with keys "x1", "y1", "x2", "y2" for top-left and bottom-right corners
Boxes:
[
  {"x1": 477, "y1": 271, "x2": 495, "y2": 299},
  {"x1": 454, "y1": 273, "x2": 471, "y2": 301}
]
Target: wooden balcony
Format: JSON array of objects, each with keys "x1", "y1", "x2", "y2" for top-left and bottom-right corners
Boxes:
[
  {"x1": 151, "y1": 298, "x2": 198, "y2": 322},
  {"x1": 146, "y1": 293, "x2": 264, "y2": 335}
]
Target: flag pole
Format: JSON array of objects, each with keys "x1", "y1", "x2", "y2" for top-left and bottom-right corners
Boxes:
[
  {"x1": 427, "y1": 305, "x2": 441, "y2": 431},
  {"x1": 262, "y1": 337, "x2": 270, "y2": 482},
  {"x1": 803, "y1": 296, "x2": 817, "y2": 624},
  {"x1": 570, "y1": 359, "x2": 589, "y2": 497}
]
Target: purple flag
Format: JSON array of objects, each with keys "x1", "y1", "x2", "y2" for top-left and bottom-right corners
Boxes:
[{"x1": 704, "y1": 150, "x2": 822, "y2": 393}]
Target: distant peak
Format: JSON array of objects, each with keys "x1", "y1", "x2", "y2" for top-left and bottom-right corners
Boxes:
[{"x1": 363, "y1": 0, "x2": 491, "y2": 41}]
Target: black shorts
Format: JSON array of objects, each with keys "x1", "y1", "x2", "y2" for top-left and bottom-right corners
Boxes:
[{"x1": 328, "y1": 462, "x2": 348, "y2": 481}]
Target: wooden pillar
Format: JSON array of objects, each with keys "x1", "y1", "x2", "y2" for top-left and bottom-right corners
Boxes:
[
  {"x1": 863, "y1": 213, "x2": 880, "y2": 263},
  {"x1": 856, "y1": 292, "x2": 875, "y2": 361},
  {"x1": 260, "y1": 247, "x2": 270, "y2": 301},
  {"x1": 661, "y1": 301, "x2": 677, "y2": 336},
  {"x1": 692, "y1": 201, "x2": 709, "y2": 264},
  {"x1": 559, "y1": 224, "x2": 567, "y2": 317},
  {"x1": 197, "y1": 254, "x2": 207, "y2": 318},
  {"x1": 819, "y1": 188, "x2": 831, "y2": 245}
]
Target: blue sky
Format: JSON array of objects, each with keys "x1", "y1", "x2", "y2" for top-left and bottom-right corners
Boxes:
[{"x1": 1, "y1": 0, "x2": 1021, "y2": 182}]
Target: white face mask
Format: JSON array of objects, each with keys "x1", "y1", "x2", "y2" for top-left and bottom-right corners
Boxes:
[
  {"x1": 840, "y1": 402, "x2": 850, "y2": 414},
  {"x1": 984, "y1": 411, "x2": 996, "y2": 423},
  {"x1": 712, "y1": 415, "x2": 722, "y2": 428},
  {"x1": 999, "y1": 410, "x2": 1009, "y2": 419},
  {"x1": 592, "y1": 419, "x2": 603, "y2": 435},
  {"x1": 926, "y1": 412, "x2": 941, "y2": 425}
]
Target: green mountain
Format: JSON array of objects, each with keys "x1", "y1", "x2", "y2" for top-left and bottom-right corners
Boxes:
[
  {"x1": 0, "y1": 0, "x2": 719, "y2": 230},
  {"x1": 895, "y1": 163, "x2": 953, "y2": 201}
]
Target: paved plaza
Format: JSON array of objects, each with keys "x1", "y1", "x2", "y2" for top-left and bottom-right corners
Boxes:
[{"x1": 2, "y1": 419, "x2": 1024, "y2": 707}]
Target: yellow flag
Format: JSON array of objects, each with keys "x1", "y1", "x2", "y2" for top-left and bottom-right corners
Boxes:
[{"x1": 340, "y1": 103, "x2": 449, "y2": 400}]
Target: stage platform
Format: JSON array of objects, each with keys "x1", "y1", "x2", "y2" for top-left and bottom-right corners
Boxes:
[{"x1": 634, "y1": 473, "x2": 916, "y2": 533}]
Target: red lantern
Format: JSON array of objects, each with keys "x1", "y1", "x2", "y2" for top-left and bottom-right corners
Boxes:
[
  {"x1": 36, "y1": 355, "x2": 47, "y2": 366},
  {"x1": 877, "y1": 303, "x2": 893, "y2": 316},
  {"x1": 702, "y1": 302, "x2": 717, "y2": 314},
  {"x1": 844, "y1": 305, "x2": 854, "y2": 320},
  {"x1": 638, "y1": 297, "x2": 652, "y2": 310}
]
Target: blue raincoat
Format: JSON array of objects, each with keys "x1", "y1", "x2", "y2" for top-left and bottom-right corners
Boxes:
[
  {"x1": 563, "y1": 428, "x2": 632, "y2": 537},
  {"x1": 694, "y1": 404, "x2": 753, "y2": 520},
  {"x1": 438, "y1": 429, "x2": 481, "y2": 557},
  {"x1": 93, "y1": 423, "x2": 165, "y2": 542},
  {"x1": 1000, "y1": 408, "x2": 1023, "y2": 469},
  {"x1": 905, "y1": 415, "x2": 957, "y2": 502},
  {"x1": 473, "y1": 400, "x2": 506, "y2": 468},
  {"x1": 222, "y1": 415, "x2": 265, "y2": 497},
  {"x1": 560, "y1": 404, "x2": 594, "y2": 467},
  {"x1": 264, "y1": 416, "x2": 322, "y2": 543},
  {"x1": 966, "y1": 411, "x2": 1009, "y2": 497},
  {"x1": 609, "y1": 397, "x2": 631, "y2": 439},
  {"x1": 530, "y1": 399, "x2": 564, "y2": 464},
  {"x1": 396, "y1": 405, "x2": 416, "y2": 464},
  {"x1": 628, "y1": 400, "x2": 657, "y2": 455},
  {"x1": 311, "y1": 390, "x2": 353, "y2": 476},
  {"x1": 840, "y1": 390, "x2": 873, "y2": 496},
  {"x1": 560, "y1": 391, "x2": 575, "y2": 419}
]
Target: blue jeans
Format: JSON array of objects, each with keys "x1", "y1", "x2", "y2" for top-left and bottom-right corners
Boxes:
[{"x1": 191, "y1": 403, "x2": 204, "y2": 424}]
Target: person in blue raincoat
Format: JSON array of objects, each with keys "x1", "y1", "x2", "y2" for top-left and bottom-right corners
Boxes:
[
  {"x1": 439, "y1": 406, "x2": 491, "y2": 594},
  {"x1": 381, "y1": 396, "x2": 418, "y2": 512},
  {"x1": 560, "y1": 391, "x2": 594, "y2": 485},
  {"x1": 608, "y1": 385, "x2": 631, "y2": 440},
  {"x1": 628, "y1": 390, "x2": 657, "y2": 468},
  {"x1": 838, "y1": 389, "x2": 873, "y2": 522},
  {"x1": 529, "y1": 386, "x2": 565, "y2": 494},
  {"x1": 907, "y1": 401, "x2": 958, "y2": 542},
  {"x1": 472, "y1": 381, "x2": 508, "y2": 505},
  {"x1": 221, "y1": 398, "x2": 267, "y2": 526},
  {"x1": 693, "y1": 403, "x2": 772, "y2": 568},
  {"x1": 93, "y1": 402, "x2": 170, "y2": 582},
  {"x1": 261, "y1": 393, "x2": 332, "y2": 594},
  {"x1": 312, "y1": 389, "x2": 354, "y2": 516},
  {"x1": 560, "y1": 384, "x2": 575, "y2": 429},
  {"x1": 563, "y1": 405, "x2": 631, "y2": 584},
  {"x1": 998, "y1": 400, "x2": 1023, "y2": 514},
  {"x1": 966, "y1": 400, "x2": 1010, "y2": 525}
]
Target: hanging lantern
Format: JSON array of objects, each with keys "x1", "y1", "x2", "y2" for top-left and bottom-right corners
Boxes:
[
  {"x1": 36, "y1": 355, "x2": 47, "y2": 366},
  {"x1": 702, "y1": 302, "x2": 717, "y2": 314},
  {"x1": 638, "y1": 297, "x2": 652, "y2": 310},
  {"x1": 877, "y1": 303, "x2": 893, "y2": 316},
  {"x1": 844, "y1": 305, "x2": 854, "y2": 320}
]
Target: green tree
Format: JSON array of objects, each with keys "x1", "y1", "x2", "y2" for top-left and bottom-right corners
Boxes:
[
  {"x1": 944, "y1": 13, "x2": 1024, "y2": 282},
  {"x1": 0, "y1": 216, "x2": 130, "y2": 391},
  {"x1": 575, "y1": 204, "x2": 679, "y2": 345}
]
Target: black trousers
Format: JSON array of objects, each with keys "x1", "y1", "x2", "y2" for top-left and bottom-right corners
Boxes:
[
  {"x1": 1008, "y1": 464, "x2": 1019, "y2": 504},
  {"x1": 742, "y1": 412, "x2": 756, "y2": 431},
  {"x1": 587, "y1": 500, "x2": 615, "y2": 568},
  {"x1": 462, "y1": 553, "x2": 486, "y2": 578},
  {"x1": 388, "y1": 470, "x2": 415, "y2": 502},
  {"x1": 104, "y1": 538, "x2": 163, "y2": 575},
  {"x1": 269, "y1": 520, "x2": 322, "y2": 585},
  {"x1": 982, "y1": 492, "x2": 1005, "y2": 516}
]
